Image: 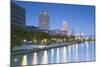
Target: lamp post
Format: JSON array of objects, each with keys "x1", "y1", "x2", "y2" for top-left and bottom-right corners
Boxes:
[{"x1": 23, "y1": 39, "x2": 27, "y2": 50}]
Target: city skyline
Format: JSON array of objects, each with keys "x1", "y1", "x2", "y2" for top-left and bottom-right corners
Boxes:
[
  {"x1": 13, "y1": 1, "x2": 95, "y2": 36},
  {"x1": 11, "y1": 1, "x2": 95, "y2": 66}
]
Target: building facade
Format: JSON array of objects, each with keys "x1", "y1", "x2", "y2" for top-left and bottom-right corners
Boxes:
[
  {"x1": 61, "y1": 20, "x2": 68, "y2": 31},
  {"x1": 49, "y1": 29, "x2": 67, "y2": 36},
  {"x1": 11, "y1": 2, "x2": 25, "y2": 26},
  {"x1": 39, "y1": 11, "x2": 49, "y2": 30},
  {"x1": 60, "y1": 20, "x2": 68, "y2": 35}
]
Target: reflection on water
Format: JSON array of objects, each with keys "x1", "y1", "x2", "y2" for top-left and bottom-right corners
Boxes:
[
  {"x1": 50, "y1": 48, "x2": 54, "y2": 64},
  {"x1": 21, "y1": 55, "x2": 28, "y2": 65},
  {"x1": 56, "y1": 48, "x2": 60, "y2": 63},
  {"x1": 42, "y1": 50, "x2": 48, "y2": 64},
  {"x1": 33, "y1": 52, "x2": 38, "y2": 65},
  {"x1": 75, "y1": 44, "x2": 78, "y2": 62},
  {"x1": 12, "y1": 42, "x2": 95, "y2": 66},
  {"x1": 63, "y1": 47, "x2": 67, "y2": 63}
]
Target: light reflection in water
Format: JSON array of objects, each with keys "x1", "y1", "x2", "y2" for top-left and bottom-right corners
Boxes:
[
  {"x1": 14, "y1": 58, "x2": 18, "y2": 62},
  {"x1": 75, "y1": 44, "x2": 78, "y2": 62},
  {"x1": 80, "y1": 43, "x2": 84, "y2": 61},
  {"x1": 56, "y1": 48, "x2": 60, "y2": 63},
  {"x1": 68, "y1": 45, "x2": 72, "y2": 62},
  {"x1": 72, "y1": 45, "x2": 75, "y2": 61},
  {"x1": 51, "y1": 49, "x2": 54, "y2": 63},
  {"x1": 63, "y1": 47, "x2": 67, "y2": 63},
  {"x1": 51, "y1": 49, "x2": 54, "y2": 57},
  {"x1": 12, "y1": 42, "x2": 95, "y2": 66},
  {"x1": 33, "y1": 52, "x2": 38, "y2": 65},
  {"x1": 21, "y1": 55, "x2": 28, "y2": 65},
  {"x1": 85, "y1": 42, "x2": 89, "y2": 61},
  {"x1": 81, "y1": 43, "x2": 84, "y2": 48},
  {"x1": 68, "y1": 46, "x2": 71, "y2": 56},
  {"x1": 42, "y1": 50, "x2": 48, "y2": 64}
]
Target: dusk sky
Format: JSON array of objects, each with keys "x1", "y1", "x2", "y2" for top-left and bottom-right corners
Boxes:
[{"x1": 13, "y1": 1, "x2": 95, "y2": 36}]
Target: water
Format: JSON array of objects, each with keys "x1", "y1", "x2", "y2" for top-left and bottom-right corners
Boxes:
[{"x1": 11, "y1": 42, "x2": 95, "y2": 66}]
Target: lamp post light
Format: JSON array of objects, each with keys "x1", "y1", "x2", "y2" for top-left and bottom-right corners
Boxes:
[
  {"x1": 23, "y1": 39, "x2": 27, "y2": 50},
  {"x1": 64, "y1": 38, "x2": 66, "y2": 43},
  {"x1": 23, "y1": 39, "x2": 27, "y2": 43}
]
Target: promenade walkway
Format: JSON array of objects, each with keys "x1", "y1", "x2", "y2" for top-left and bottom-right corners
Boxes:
[{"x1": 11, "y1": 42, "x2": 78, "y2": 55}]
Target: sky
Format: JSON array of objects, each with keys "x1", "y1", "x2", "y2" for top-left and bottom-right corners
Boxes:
[{"x1": 12, "y1": 1, "x2": 95, "y2": 36}]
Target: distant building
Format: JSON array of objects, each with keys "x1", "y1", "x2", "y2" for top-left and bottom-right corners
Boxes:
[
  {"x1": 11, "y1": 2, "x2": 26, "y2": 26},
  {"x1": 61, "y1": 20, "x2": 68, "y2": 31},
  {"x1": 39, "y1": 11, "x2": 49, "y2": 30},
  {"x1": 49, "y1": 29, "x2": 66, "y2": 36},
  {"x1": 26, "y1": 26, "x2": 50, "y2": 34},
  {"x1": 26, "y1": 26, "x2": 40, "y2": 31},
  {"x1": 60, "y1": 20, "x2": 68, "y2": 35}
]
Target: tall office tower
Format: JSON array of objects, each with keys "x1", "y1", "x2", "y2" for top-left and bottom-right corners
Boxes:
[
  {"x1": 11, "y1": 2, "x2": 26, "y2": 26},
  {"x1": 39, "y1": 11, "x2": 49, "y2": 30},
  {"x1": 60, "y1": 20, "x2": 68, "y2": 35},
  {"x1": 62, "y1": 20, "x2": 68, "y2": 31}
]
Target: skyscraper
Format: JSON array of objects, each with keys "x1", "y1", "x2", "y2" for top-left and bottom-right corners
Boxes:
[
  {"x1": 39, "y1": 11, "x2": 49, "y2": 30},
  {"x1": 60, "y1": 20, "x2": 68, "y2": 35},
  {"x1": 62, "y1": 20, "x2": 68, "y2": 31},
  {"x1": 11, "y1": 2, "x2": 25, "y2": 26}
]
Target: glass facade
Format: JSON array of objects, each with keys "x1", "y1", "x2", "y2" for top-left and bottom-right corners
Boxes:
[{"x1": 11, "y1": 2, "x2": 25, "y2": 26}]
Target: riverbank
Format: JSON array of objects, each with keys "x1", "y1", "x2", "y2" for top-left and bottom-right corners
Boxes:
[{"x1": 11, "y1": 42, "x2": 83, "y2": 55}]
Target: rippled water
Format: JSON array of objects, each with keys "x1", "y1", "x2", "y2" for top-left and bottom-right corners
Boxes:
[{"x1": 11, "y1": 42, "x2": 95, "y2": 66}]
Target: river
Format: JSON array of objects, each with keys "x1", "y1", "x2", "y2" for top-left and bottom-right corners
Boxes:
[{"x1": 11, "y1": 41, "x2": 95, "y2": 66}]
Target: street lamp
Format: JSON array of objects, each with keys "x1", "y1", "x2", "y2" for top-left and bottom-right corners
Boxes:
[
  {"x1": 23, "y1": 39, "x2": 27, "y2": 50},
  {"x1": 23, "y1": 39, "x2": 27, "y2": 43}
]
